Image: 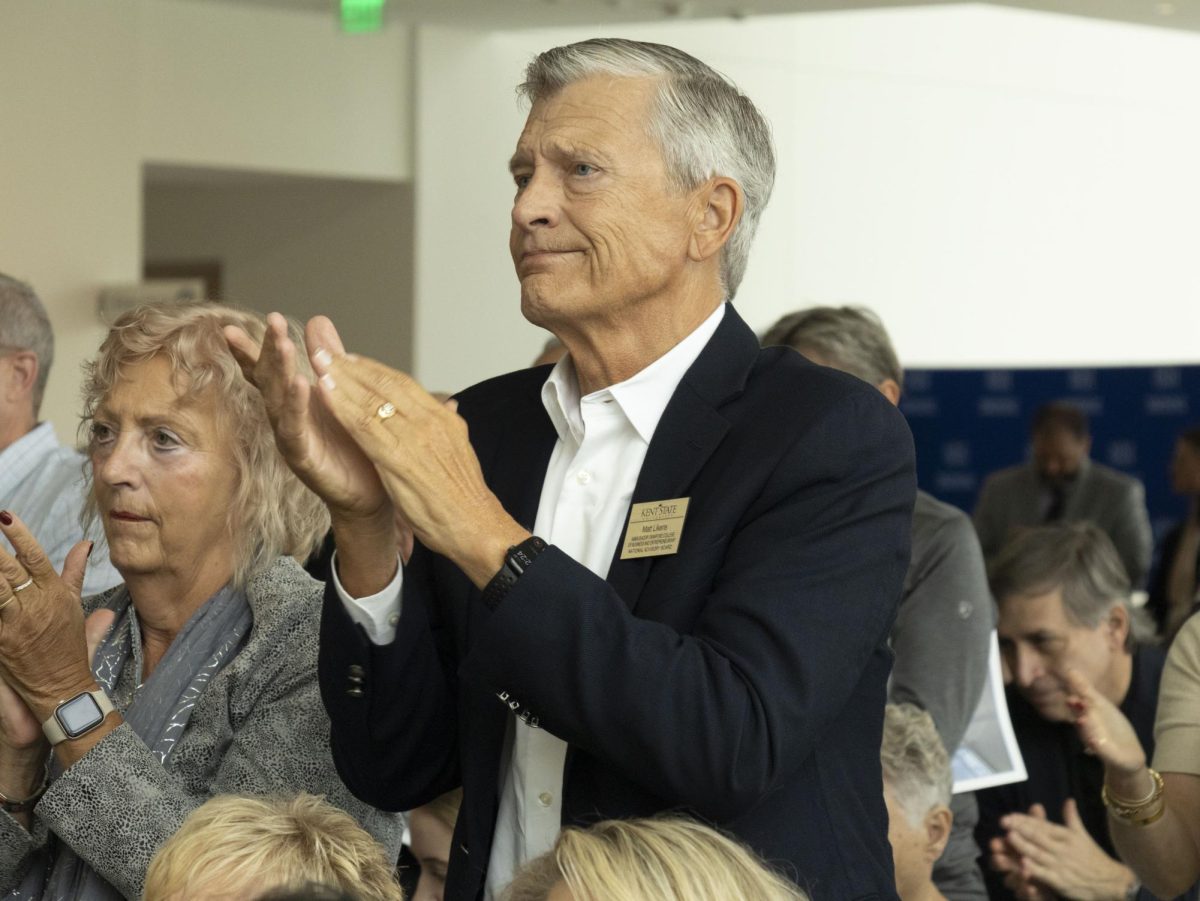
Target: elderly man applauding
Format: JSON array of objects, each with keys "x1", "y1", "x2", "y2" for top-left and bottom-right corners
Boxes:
[{"x1": 229, "y1": 39, "x2": 916, "y2": 901}]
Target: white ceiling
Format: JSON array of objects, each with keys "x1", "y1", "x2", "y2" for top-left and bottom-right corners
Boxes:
[{"x1": 186, "y1": 0, "x2": 1200, "y2": 35}]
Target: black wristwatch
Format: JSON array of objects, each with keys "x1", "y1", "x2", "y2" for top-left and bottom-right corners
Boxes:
[{"x1": 481, "y1": 536, "x2": 548, "y2": 610}]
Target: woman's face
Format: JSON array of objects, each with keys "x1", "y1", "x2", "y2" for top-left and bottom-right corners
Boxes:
[
  {"x1": 409, "y1": 805, "x2": 454, "y2": 901},
  {"x1": 1171, "y1": 439, "x2": 1200, "y2": 495},
  {"x1": 89, "y1": 355, "x2": 239, "y2": 584}
]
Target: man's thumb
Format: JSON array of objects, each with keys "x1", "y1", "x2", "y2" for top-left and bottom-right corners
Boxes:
[
  {"x1": 85, "y1": 608, "x2": 117, "y2": 666},
  {"x1": 1063, "y1": 797, "x2": 1085, "y2": 831}
]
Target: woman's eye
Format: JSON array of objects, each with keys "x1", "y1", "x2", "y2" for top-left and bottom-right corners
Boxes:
[
  {"x1": 574, "y1": 163, "x2": 596, "y2": 177},
  {"x1": 514, "y1": 174, "x2": 531, "y2": 189},
  {"x1": 90, "y1": 423, "x2": 114, "y2": 444}
]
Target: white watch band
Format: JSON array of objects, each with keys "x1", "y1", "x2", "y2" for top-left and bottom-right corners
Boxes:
[{"x1": 41, "y1": 689, "x2": 116, "y2": 746}]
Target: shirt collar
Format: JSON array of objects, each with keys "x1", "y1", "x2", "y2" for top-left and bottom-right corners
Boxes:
[{"x1": 540, "y1": 303, "x2": 726, "y2": 446}]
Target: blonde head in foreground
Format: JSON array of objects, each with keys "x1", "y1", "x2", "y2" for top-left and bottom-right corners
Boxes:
[
  {"x1": 502, "y1": 816, "x2": 807, "y2": 901},
  {"x1": 142, "y1": 794, "x2": 403, "y2": 901}
]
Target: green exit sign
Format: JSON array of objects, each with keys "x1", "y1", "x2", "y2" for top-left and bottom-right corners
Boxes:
[{"x1": 342, "y1": 0, "x2": 385, "y2": 33}]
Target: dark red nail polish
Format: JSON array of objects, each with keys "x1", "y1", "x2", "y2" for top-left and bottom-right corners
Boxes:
[{"x1": 0, "y1": 511, "x2": 11, "y2": 526}]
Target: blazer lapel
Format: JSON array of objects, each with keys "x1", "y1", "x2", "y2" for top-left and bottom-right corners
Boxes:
[{"x1": 605, "y1": 304, "x2": 760, "y2": 611}]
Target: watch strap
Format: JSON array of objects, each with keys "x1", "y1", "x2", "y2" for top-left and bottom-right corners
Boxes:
[
  {"x1": 481, "y1": 536, "x2": 548, "y2": 611},
  {"x1": 41, "y1": 689, "x2": 116, "y2": 746}
]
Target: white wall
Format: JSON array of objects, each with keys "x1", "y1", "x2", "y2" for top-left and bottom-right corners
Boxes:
[
  {"x1": 144, "y1": 178, "x2": 414, "y2": 372},
  {"x1": 1, "y1": 0, "x2": 412, "y2": 438},
  {"x1": 138, "y1": 0, "x2": 412, "y2": 181},
  {"x1": 0, "y1": 1, "x2": 141, "y2": 444},
  {"x1": 412, "y1": 6, "x2": 1200, "y2": 393}
]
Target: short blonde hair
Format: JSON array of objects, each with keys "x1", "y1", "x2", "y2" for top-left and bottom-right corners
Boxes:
[
  {"x1": 881, "y1": 703, "x2": 953, "y2": 826},
  {"x1": 502, "y1": 817, "x2": 807, "y2": 901},
  {"x1": 142, "y1": 794, "x2": 403, "y2": 901},
  {"x1": 81, "y1": 303, "x2": 329, "y2": 587}
]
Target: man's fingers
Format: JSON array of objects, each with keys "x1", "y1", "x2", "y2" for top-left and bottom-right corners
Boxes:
[
  {"x1": 60, "y1": 540, "x2": 92, "y2": 598},
  {"x1": 84, "y1": 608, "x2": 117, "y2": 666},
  {"x1": 1063, "y1": 798, "x2": 1086, "y2": 831},
  {"x1": 0, "y1": 512, "x2": 55, "y2": 581},
  {"x1": 1029, "y1": 802, "x2": 1048, "y2": 820},
  {"x1": 1005, "y1": 827, "x2": 1055, "y2": 867},
  {"x1": 306, "y1": 315, "x2": 347, "y2": 358},
  {"x1": 223, "y1": 325, "x2": 263, "y2": 381}
]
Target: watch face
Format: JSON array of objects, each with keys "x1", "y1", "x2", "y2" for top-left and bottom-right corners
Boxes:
[{"x1": 56, "y1": 693, "x2": 104, "y2": 737}]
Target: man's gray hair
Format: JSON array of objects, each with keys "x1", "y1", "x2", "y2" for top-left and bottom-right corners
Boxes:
[
  {"x1": 519, "y1": 38, "x2": 776, "y2": 300},
  {"x1": 881, "y1": 703, "x2": 952, "y2": 826},
  {"x1": 761, "y1": 305, "x2": 903, "y2": 391},
  {"x1": 0, "y1": 273, "x2": 54, "y2": 415},
  {"x1": 989, "y1": 522, "x2": 1131, "y2": 629}
]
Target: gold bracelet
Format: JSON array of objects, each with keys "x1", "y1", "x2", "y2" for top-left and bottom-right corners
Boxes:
[
  {"x1": 0, "y1": 760, "x2": 50, "y2": 815},
  {"x1": 1103, "y1": 767, "x2": 1165, "y2": 821}
]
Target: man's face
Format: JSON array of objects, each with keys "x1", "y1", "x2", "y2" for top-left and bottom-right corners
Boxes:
[
  {"x1": 997, "y1": 587, "x2": 1123, "y2": 722},
  {"x1": 1032, "y1": 427, "x2": 1089, "y2": 485},
  {"x1": 508, "y1": 76, "x2": 701, "y2": 332}
]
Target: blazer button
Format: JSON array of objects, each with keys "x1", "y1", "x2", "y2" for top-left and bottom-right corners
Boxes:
[
  {"x1": 348, "y1": 664, "x2": 365, "y2": 678},
  {"x1": 347, "y1": 687, "x2": 365, "y2": 698}
]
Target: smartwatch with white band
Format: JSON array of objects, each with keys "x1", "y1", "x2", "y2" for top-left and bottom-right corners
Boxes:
[{"x1": 42, "y1": 689, "x2": 116, "y2": 746}]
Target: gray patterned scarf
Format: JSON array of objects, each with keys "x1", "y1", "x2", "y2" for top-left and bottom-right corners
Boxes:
[{"x1": 13, "y1": 582, "x2": 252, "y2": 900}]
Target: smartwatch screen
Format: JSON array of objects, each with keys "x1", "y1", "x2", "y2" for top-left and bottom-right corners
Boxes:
[{"x1": 56, "y1": 693, "x2": 105, "y2": 737}]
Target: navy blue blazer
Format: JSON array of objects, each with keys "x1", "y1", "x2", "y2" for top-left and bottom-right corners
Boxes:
[{"x1": 319, "y1": 305, "x2": 917, "y2": 901}]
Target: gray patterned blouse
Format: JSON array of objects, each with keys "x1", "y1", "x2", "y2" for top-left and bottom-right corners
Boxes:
[{"x1": 0, "y1": 556, "x2": 404, "y2": 899}]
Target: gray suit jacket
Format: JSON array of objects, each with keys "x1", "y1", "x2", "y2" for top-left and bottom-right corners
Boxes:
[
  {"x1": 973, "y1": 459, "x2": 1153, "y2": 587},
  {"x1": 0, "y1": 556, "x2": 404, "y2": 899}
]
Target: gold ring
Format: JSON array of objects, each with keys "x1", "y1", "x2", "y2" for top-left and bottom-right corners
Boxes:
[
  {"x1": 377, "y1": 402, "x2": 397, "y2": 420},
  {"x1": 11, "y1": 578, "x2": 33, "y2": 593}
]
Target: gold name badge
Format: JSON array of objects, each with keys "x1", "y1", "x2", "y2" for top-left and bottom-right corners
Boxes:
[{"x1": 619, "y1": 497, "x2": 691, "y2": 560}]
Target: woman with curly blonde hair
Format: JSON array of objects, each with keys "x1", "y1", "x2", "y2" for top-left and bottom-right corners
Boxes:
[
  {"x1": 502, "y1": 817, "x2": 807, "y2": 901},
  {"x1": 0, "y1": 304, "x2": 403, "y2": 900}
]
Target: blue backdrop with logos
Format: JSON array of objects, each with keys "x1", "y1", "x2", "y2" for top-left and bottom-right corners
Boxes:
[{"x1": 899, "y1": 365, "x2": 1199, "y2": 547}]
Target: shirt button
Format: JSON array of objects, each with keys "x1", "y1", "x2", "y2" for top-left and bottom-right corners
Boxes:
[
  {"x1": 576, "y1": 470, "x2": 591, "y2": 485},
  {"x1": 388, "y1": 612, "x2": 400, "y2": 627},
  {"x1": 537, "y1": 792, "x2": 553, "y2": 808}
]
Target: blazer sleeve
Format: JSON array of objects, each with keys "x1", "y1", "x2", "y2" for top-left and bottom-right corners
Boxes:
[
  {"x1": 1108, "y1": 479, "x2": 1153, "y2": 589},
  {"x1": 461, "y1": 389, "x2": 916, "y2": 822},
  {"x1": 890, "y1": 510, "x2": 994, "y2": 753}
]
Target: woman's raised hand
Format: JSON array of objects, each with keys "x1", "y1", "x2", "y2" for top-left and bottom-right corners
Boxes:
[{"x1": 1064, "y1": 668, "x2": 1147, "y2": 776}]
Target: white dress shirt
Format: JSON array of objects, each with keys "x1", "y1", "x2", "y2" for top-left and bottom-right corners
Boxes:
[
  {"x1": 336, "y1": 304, "x2": 725, "y2": 897},
  {"x1": 0, "y1": 422, "x2": 121, "y2": 596}
]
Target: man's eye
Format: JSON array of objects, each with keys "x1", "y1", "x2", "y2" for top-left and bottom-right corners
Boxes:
[
  {"x1": 514, "y1": 174, "x2": 531, "y2": 189},
  {"x1": 574, "y1": 163, "x2": 596, "y2": 177},
  {"x1": 153, "y1": 429, "x2": 180, "y2": 449}
]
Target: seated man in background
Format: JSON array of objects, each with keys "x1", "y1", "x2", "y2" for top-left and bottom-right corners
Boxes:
[
  {"x1": 142, "y1": 794, "x2": 404, "y2": 901},
  {"x1": 973, "y1": 402, "x2": 1152, "y2": 588},
  {"x1": 978, "y1": 523, "x2": 1165, "y2": 901},
  {"x1": 883, "y1": 703, "x2": 955, "y2": 901},
  {"x1": 763, "y1": 305, "x2": 992, "y2": 901},
  {"x1": 0, "y1": 273, "x2": 119, "y2": 594}
]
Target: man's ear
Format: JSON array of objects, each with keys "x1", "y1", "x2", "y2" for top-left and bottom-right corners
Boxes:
[
  {"x1": 688, "y1": 177, "x2": 742, "y2": 264},
  {"x1": 876, "y1": 379, "x2": 902, "y2": 407},
  {"x1": 2, "y1": 350, "x2": 38, "y2": 402},
  {"x1": 1106, "y1": 602, "x2": 1131, "y2": 650},
  {"x1": 923, "y1": 805, "x2": 953, "y2": 864}
]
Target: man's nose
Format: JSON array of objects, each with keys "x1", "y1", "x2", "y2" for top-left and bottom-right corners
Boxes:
[
  {"x1": 1012, "y1": 645, "x2": 1043, "y2": 688},
  {"x1": 511, "y1": 171, "x2": 560, "y2": 230}
]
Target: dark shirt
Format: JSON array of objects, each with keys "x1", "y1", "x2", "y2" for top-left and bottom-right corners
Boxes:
[{"x1": 976, "y1": 646, "x2": 1175, "y2": 899}]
